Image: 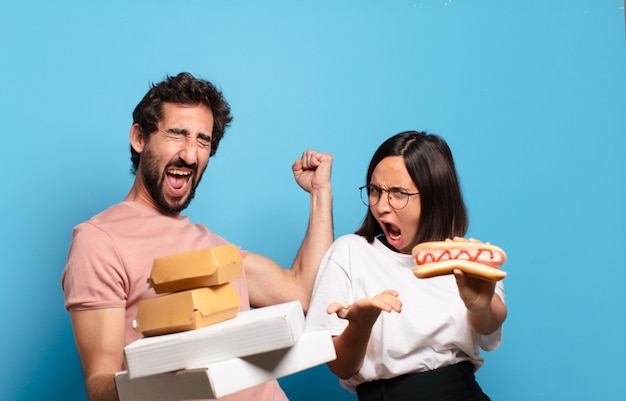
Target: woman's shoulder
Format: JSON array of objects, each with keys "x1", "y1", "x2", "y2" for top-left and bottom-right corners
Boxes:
[{"x1": 332, "y1": 233, "x2": 369, "y2": 248}]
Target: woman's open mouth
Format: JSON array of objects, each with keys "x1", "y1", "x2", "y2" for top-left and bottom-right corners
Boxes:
[{"x1": 380, "y1": 220, "x2": 404, "y2": 251}]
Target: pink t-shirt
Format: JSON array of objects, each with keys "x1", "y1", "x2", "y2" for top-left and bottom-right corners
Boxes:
[{"x1": 62, "y1": 201, "x2": 287, "y2": 401}]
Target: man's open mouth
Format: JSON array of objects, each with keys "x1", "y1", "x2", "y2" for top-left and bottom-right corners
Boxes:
[{"x1": 166, "y1": 169, "x2": 192, "y2": 190}]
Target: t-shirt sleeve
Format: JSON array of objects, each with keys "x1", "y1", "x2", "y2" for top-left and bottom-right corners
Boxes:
[
  {"x1": 305, "y1": 249, "x2": 351, "y2": 336},
  {"x1": 62, "y1": 222, "x2": 129, "y2": 311}
]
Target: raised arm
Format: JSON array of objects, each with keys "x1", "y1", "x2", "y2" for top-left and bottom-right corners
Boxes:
[
  {"x1": 245, "y1": 151, "x2": 333, "y2": 312},
  {"x1": 70, "y1": 308, "x2": 126, "y2": 401}
]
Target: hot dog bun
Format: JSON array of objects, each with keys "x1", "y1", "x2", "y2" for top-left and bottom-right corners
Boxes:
[{"x1": 411, "y1": 240, "x2": 507, "y2": 281}]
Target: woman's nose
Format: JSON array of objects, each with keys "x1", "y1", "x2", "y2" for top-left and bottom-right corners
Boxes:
[{"x1": 374, "y1": 191, "x2": 392, "y2": 212}]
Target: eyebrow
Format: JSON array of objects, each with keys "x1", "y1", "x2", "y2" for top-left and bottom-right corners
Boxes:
[
  {"x1": 198, "y1": 132, "x2": 212, "y2": 141},
  {"x1": 162, "y1": 127, "x2": 211, "y2": 140},
  {"x1": 370, "y1": 184, "x2": 411, "y2": 192},
  {"x1": 162, "y1": 127, "x2": 188, "y2": 135}
]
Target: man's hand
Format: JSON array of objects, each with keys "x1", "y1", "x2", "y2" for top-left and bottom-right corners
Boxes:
[{"x1": 292, "y1": 150, "x2": 333, "y2": 193}]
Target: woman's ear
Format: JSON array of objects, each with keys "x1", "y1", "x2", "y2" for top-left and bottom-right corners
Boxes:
[{"x1": 129, "y1": 123, "x2": 145, "y2": 154}]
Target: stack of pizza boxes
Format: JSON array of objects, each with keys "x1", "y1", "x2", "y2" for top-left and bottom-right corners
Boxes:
[
  {"x1": 133, "y1": 244, "x2": 244, "y2": 337},
  {"x1": 116, "y1": 244, "x2": 337, "y2": 401}
]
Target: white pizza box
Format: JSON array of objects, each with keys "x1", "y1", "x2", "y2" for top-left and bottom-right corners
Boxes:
[
  {"x1": 124, "y1": 301, "x2": 305, "y2": 379},
  {"x1": 115, "y1": 329, "x2": 336, "y2": 400}
]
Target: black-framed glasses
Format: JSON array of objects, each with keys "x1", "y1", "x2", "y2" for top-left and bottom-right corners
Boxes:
[{"x1": 359, "y1": 185, "x2": 420, "y2": 210}]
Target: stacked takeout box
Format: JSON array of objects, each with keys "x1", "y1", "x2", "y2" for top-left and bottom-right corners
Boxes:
[{"x1": 114, "y1": 245, "x2": 336, "y2": 401}]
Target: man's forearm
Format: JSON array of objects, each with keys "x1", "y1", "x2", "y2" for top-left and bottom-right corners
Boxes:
[
  {"x1": 86, "y1": 373, "x2": 119, "y2": 401},
  {"x1": 291, "y1": 187, "x2": 333, "y2": 311}
]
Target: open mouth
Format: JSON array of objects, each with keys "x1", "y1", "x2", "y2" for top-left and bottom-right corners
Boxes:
[
  {"x1": 384, "y1": 221, "x2": 402, "y2": 242},
  {"x1": 166, "y1": 168, "x2": 192, "y2": 191}
]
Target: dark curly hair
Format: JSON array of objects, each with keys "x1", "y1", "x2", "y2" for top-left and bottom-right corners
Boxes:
[
  {"x1": 130, "y1": 72, "x2": 233, "y2": 174},
  {"x1": 355, "y1": 131, "x2": 468, "y2": 250}
]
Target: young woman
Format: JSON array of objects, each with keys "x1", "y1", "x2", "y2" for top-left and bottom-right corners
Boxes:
[{"x1": 306, "y1": 131, "x2": 507, "y2": 401}]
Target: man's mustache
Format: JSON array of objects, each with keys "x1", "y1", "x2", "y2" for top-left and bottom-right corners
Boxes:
[{"x1": 167, "y1": 159, "x2": 198, "y2": 174}]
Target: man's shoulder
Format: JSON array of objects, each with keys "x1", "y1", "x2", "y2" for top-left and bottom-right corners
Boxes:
[
  {"x1": 71, "y1": 203, "x2": 124, "y2": 231},
  {"x1": 92, "y1": 201, "x2": 146, "y2": 220},
  {"x1": 73, "y1": 201, "x2": 220, "y2": 245},
  {"x1": 83, "y1": 201, "x2": 175, "y2": 227},
  {"x1": 72, "y1": 202, "x2": 162, "y2": 236}
]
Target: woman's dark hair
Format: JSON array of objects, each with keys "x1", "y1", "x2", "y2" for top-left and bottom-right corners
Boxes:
[
  {"x1": 129, "y1": 72, "x2": 233, "y2": 174},
  {"x1": 355, "y1": 131, "x2": 468, "y2": 249}
]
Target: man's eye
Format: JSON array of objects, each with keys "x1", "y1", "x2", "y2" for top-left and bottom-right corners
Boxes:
[
  {"x1": 197, "y1": 135, "x2": 211, "y2": 148},
  {"x1": 165, "y1": 132, "x2": 185, "y2": 140}
]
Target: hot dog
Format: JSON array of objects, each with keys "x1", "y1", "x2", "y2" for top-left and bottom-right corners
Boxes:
[{"x1": 411, "y1": 240, "x2": 507, "y2": 281}]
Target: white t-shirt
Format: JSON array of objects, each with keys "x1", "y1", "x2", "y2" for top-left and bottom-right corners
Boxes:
[{"x1": 305, "y1": 234, "x2": 505, "y2": 392}]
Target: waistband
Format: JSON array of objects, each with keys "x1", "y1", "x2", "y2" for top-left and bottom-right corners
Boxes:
[{"x1": 356, "y1": 361, "x2": 489, "y2": 401}]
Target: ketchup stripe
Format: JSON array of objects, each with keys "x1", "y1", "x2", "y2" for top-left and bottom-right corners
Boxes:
[{"x1": 417, "y1": 249, "x2": 495, "y2": 264}]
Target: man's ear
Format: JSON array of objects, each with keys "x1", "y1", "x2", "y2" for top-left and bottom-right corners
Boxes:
[{"x1": 129, "y1": 123, "x2": 145, "y2": 154}]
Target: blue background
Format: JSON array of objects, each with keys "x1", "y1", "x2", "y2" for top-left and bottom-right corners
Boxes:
[{"x1": 1, "y1": 1, "x2": 625, "y2": 400}]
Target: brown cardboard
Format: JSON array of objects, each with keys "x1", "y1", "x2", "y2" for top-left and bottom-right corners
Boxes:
[
  {"x1": 148, "y1": 244, "x2": 243, "y2": 294},
  {"x1": 134, "y1": 284, "x2": 242, "y2": 337}
]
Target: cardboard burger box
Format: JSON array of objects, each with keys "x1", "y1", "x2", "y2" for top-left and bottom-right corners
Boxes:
[
  {"x1": 134, "y1": 244, "x2": 245, "y2": 337},
  {"x1": 148, "y1": 244, "x2": 243, "y2": 294},
  {"x1": 134, "y1": 284, "x2": 242, "y2": 337}
]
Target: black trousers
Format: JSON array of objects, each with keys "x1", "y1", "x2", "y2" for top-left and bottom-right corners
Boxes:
[{"x1": 355, "y1": 361, "x2": 491, "y2": 401}]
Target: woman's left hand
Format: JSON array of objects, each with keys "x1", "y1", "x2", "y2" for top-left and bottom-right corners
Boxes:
[
  {"x1": 453, "y1": 269, "x2": 496, "y2": 312},
  {"x1": 453, "y1": 269, "x2": 507, "y2": 335}
]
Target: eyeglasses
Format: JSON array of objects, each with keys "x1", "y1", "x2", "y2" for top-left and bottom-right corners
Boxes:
[{"x1": 359, "y1": 185, "x2": 420, "y2": 210}]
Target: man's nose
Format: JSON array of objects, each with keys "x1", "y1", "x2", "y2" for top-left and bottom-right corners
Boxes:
[{"x1": 179, "y1": 139, "x2": 198, "y2": 164}]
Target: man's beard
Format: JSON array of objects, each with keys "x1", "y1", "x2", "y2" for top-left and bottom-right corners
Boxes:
[{"x1": 140, "y1": 147, "x2": 203, "y2": 214}]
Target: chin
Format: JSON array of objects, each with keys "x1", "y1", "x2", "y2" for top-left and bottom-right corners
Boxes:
[{"x1": 395, "y1": 241, "x2": 412, "y2": 255}]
